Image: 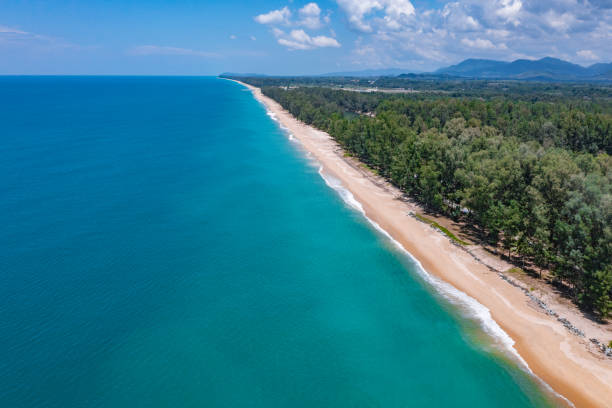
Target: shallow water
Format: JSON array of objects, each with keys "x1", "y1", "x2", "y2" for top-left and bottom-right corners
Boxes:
[{"x1": 0, "y1": 76, "x2": 558, "y2": 407}]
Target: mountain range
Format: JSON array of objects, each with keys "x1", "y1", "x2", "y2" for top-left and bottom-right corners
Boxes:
[
  {"x1": 434, "y1": 57, "x2": 612, "y2": 81},
  {"x1": 223, "y1": 57, "x2": 612, "y2": 82}
]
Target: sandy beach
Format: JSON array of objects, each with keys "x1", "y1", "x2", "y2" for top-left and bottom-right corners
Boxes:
[{"x1": 235, "y1": 80, "x2": 612, "y2": 407}]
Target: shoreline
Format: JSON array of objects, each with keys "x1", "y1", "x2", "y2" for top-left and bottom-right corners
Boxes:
[{"x1": 233, "y1": 80, "x2": 612, "y2": 407}]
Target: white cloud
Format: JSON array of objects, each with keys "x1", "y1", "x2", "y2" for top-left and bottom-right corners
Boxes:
[
  {"x1": 577, "y1": 49, "x2": 598, "y2": 60},
  {"x1": 229, "y1": 34, "x2": 237, "y2": 40},
  {"x1": 336, "y1": 0, "x2": 382, "y2": 32},
  {"x1": 0, "y1": 24, "x2": 86, "y2": 51},
  {"x1": 496, "y1": 0, "x2": 522, "y2": 25},
  {"x1": 299, "y1": 2, "x2": 323, "y2": 29},
  {"x1": 441, "y1": 2, "x2": 480, "y2": 32},
  {"x1": 461, "y1": 38, "x2": 496, "y2": 49},
  {"x1": 485, "y1": 28, "x2": 511, "y2": 38},
  {"x1": 256, "y1": 3, "x2": 328, "y2": 29},
  {"x1": 0, "y1": 25, "x2": 28, "y2": 35},
  {"x1": 274, "y1": 28, "x2": 341, "y2": 50},
  {"x1": 255, "y1": 3, "x2": 337, "y2": 51},
  {"x1": 336, "y1": 0, "x2": 415, "y2": 32},
  {"x1": 543, "y1": 10, "x2": 577, "y2": 31},
  {"x1": 250, "y1": 35, "x2": 257, "y2": 41},
  {"x1": 382, "y1": 0, "x2": 416, "y2": 29},
  {"x1": 129, "y1": 45, "x2": 219, "y2": 58},
  {"x1": 255, "y1": 6, "x2": 292, "y2": 25}
]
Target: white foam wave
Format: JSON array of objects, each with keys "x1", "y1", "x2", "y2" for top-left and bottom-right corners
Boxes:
[
  {"x1": 319, "y1": 168, "x2": 364, "y2": 213},
  {"x1": 317, "y1": 167, "x2": 573, "y2": 407},
  {"x1": 266, "y1": 111, "x2": 278, "y2": 122},
  {"x1": 265, "y1": 112, "x2": 298, "y2": 142}
]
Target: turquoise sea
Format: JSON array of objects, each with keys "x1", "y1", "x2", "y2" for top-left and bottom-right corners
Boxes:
[{"x1": 0, "y1": 77, "x2": 559, "y2": 407}]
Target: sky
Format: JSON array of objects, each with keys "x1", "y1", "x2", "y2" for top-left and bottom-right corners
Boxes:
[{"x1": 0, "y1": 0, "x2": 611, "y2": 75}]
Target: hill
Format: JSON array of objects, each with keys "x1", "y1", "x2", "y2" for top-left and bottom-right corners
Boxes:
[{"x1": 435, "y1": 57, "x2": 612, "y2": 81}]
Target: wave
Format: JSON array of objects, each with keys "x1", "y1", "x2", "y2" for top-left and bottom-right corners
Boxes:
[
  {"x1": 266, "y1": 111, "x2": 278, "y2": 122},
  {"x1": 266, "y1": 112, "x2": 296, "y2": 141}
]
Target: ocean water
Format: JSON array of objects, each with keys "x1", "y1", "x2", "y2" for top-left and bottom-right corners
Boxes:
[{"x1": 0, "y1": 77, "x2": 558, "y2": 407}]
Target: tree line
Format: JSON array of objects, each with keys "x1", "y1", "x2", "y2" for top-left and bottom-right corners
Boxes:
[
  {"x1": 258, "y1": 84, "x2": 612, "y2": 318},
  {"x1": 225, "y1": 74, "x2": 612, "y2": 101}
]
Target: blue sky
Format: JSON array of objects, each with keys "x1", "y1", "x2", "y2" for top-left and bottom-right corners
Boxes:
[{"x1": 1, "y1": 0, "x2": 610, "y2": 75}]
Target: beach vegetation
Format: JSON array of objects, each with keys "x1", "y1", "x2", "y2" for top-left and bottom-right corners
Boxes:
[
  {"x1": 414, "y1": 213, "x2": 471, "y2": 246},
  {"x1": 359, "y1": 162, "x2": 379, "y2": 175}
]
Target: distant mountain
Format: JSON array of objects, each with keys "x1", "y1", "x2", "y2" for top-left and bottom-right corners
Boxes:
[
  {"x1": 435, "y1": 59, "x2": 508, "y2": 76},
  {"x1": 587, "y1": 63, "x2": 612, "y2": 79},
  {"x1": 435, "y1": 57, "x2": 612, "y2": 81},
  {"x1": 221, "y1": 58, "x2": 612, "y2": 82}
]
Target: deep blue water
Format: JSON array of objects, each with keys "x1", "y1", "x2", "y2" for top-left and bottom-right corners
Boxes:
[{"x1": 0, "y1": 77, "x2": 557, "y2": 407}]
